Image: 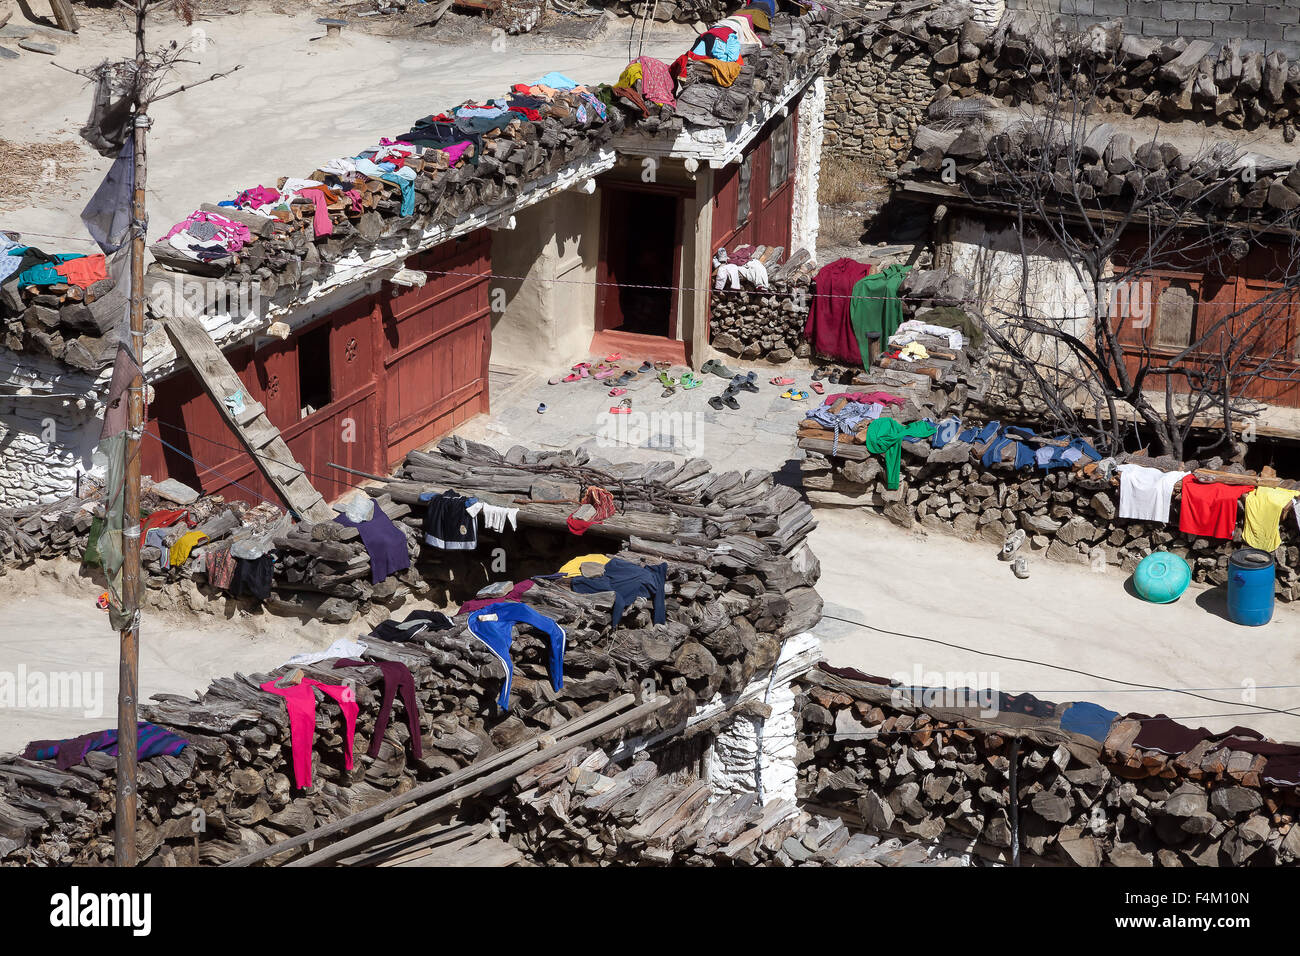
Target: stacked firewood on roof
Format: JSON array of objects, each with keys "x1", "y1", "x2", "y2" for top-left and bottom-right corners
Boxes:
[
  {"x1": 625, "y1": 9, "x2": 837, "y2": 136},
  {"x1": 800, "y1": 664, "x2": 1300, "y2": 867},
  {"x1": 0, "y1": 257, "x2": 123, "y2": 372},
  {"x1": 0, "y1": 438, "x2": 825, "y2": 865},
  {"x1": 490, "y1": 745, "x2": 965, "y2": 865},
  {"x1": 902, "y1": 99, "x2": 1300, "y2": 219},
  {"x1": 856, "y1": 1, "x2": 1300, "y2": 132}
]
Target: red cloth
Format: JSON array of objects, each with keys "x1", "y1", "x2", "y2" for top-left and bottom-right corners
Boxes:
[
  {"x1": 1178, "y1": 477, "x2": 1251, "y2": 539},
  {"x1": 458, "y1": 579, "x2": 535, "y2": 615},
  {"x1": 804, "y1": 259, "x2": 873, "y2": 365},
  {"x1": 140, "y1": 509, "x2": 194, "y2": 533},
  {"x1": 54, "y1": 254, "x2": 108, "y2": 289},
  {"x1": 824, "y1": 391, "x2": 904, "y2": 407},
  {"x1": 567, "y1": 487, "x2": 616, "y2": 535},
  {"x1": 636, "y1": 56, "x2": 677, "y2": 108}
]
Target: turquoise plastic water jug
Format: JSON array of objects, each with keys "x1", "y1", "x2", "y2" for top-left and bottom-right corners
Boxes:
[
  {"x1": 1227, "y1": 548, "x2": 1276, "y2": 627},
  {"x1": 1133, "y1": 551, "x2": 1191, "y2": 604}
]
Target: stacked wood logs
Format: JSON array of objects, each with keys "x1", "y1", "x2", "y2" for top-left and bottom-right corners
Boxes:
[
  {"x1": 0, "y1": 271, "x2": 122, "y2": 371},
  {"x1": 626, "y1": 10, "x2": 836, "y2": 135},
  {"x1": 799, "y1": 665, "x2": 1300, "y2": 867},
  {"x1": 708, "y1": 270, "x2": 813, "y2": 364},
  {"x1": 856, "y1": 2, "x2": 1300, "y2": 133},
  {"x1": 491, "y1": 744, "x2": 963, "y2": 865},
  {"x1": 902, "y1": 103, "x2": 1300, "y2": 219},
  {"x1": 0, "y1": 437, "x2": 825, "y2": 865}
]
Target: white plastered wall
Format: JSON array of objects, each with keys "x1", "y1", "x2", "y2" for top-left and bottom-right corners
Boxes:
[
  {"x1": 488, "y1": 189, "x2": 600, "y2": 370},
  {"x1": 792, "y1": 77, "x2": 825, "y2": 263}
]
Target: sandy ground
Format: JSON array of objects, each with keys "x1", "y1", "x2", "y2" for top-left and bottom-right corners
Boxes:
[
  {"x1": 0, "y1": 557, "x2": 451, "y2": 754},
  {"x1": 0, "y1": 7, "x2": 695, "y2": 250},
  {"x1": 810, "y1": 507, "x2": 1300, "y2": 741}
]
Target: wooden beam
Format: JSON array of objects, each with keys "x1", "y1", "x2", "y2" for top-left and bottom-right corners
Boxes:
[
  {"x1": 225, "y1": 692, "x2": 641, "y2": 867},
  {"x1": 285, "y1": 695, "x2": 673, "y2": 867}
]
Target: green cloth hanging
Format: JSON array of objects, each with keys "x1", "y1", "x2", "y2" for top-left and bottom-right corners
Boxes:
[
  {"x1": 848, "y1": 263, "x2": 912, "y2": 369},
  {"x1": 863, "y1": 417, "x2": 936, "y2": 490}
]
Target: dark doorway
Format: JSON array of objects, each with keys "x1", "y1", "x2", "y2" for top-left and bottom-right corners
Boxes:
[{"x1": 598, "y1": 187, "x2": 680, "y2": 338}]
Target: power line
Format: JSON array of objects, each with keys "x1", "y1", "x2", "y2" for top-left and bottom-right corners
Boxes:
[{"x1": 817, "y1": 611, "x2": 1300, "y2": 723}]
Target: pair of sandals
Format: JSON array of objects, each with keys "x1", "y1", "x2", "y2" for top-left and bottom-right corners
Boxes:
[
  {"x1": 780, "y1": 388, "x2": 810, "y2": 401},
  {"x1": 708, "y1": 372, "x2": 758, "y2": 411}
]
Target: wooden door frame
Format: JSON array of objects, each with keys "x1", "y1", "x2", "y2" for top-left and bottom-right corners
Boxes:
[{"x1": 597, "y1": 182, "x2": 691, "y2": 340}]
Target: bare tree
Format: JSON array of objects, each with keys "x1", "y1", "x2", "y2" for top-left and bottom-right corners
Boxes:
[{"x1": 943, "y1": 31, "x2": 1300, "y2": 461}]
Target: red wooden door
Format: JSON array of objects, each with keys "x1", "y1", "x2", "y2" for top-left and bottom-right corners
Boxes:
[
  {"x1": 143, "y1": 296, "x2": 384, "y2": 507},
  {"x1": 379, "y1": 229, "x2": 492, "y2": 464}
]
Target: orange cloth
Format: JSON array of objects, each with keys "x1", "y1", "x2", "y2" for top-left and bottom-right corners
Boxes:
[
  {"x1": 700, "y1": 57, "x2": 744, "y2": 87},
  {"x1": 54, "y1": 254, "x2": 108, "y2": 289}
]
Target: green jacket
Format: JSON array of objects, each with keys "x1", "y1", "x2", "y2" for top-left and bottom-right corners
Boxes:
[
  {"x1": 848, "y1": 264, "x2": 912, "y2": 369},
  {"x1": 863, "y1": 416, "x2": 936, "y2": 490}
]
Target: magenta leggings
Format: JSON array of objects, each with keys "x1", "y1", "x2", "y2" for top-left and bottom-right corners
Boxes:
[{"x1": 261, "y1": 678, "x2": 358, "y2": 790}]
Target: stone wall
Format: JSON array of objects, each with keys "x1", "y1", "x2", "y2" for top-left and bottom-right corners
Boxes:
[
  {"x1": 1008, "y1": 0, "x2": 1300, "y2": 57},
  {"x1": 798, "y1": 665, "x2": 1300, "y2": 866},
  {"x1": 802, "y1": 442, "x2": 1300, "y2": 601},
  {"x1": 0, "y1": 397, "x2": 99, "y2": 507},
  {"x1": 823, "y1": 41, "x2": 944, "y2": 175}
]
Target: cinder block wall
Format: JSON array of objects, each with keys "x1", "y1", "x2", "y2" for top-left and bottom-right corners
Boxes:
[{"x1": 1005, "y1": 0, "x2": 1300, "y2": 56}]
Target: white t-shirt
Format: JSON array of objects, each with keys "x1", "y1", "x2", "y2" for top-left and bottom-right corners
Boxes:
[{"x1": 1116, "y1": 464, "x2": 1190, "y2": 523}]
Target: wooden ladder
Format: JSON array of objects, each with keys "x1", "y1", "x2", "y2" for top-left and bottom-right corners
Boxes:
[{"x1": 162, "y1": 311, "x2": 335, "y2": 522}]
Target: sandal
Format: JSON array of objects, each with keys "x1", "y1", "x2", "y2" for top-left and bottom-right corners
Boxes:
[
  {"x1": 605, "y1": 352, "x2": 623, "y2": 362},
  {"x1": 572, "y1": 361, "x2": 592, "y2": 370},
  {"x1": 788, "y1": 389, "x2": 809, "y2": 401},
  {"x1": 810, "y1": 382, "x2": 824, "y2": 395},
  {"x1": 593, "y1": 364, "x2": 619, "y2": 381},
  {"x1": 562, "y1": 367, "x2": 588, "y2": 383},
  {"x1": 780, "y1": 389, "x2": 795, "y2": 400},
  {"x1": 680, "y1": 372, "x2": 702, "y2": 390},
  {"x1": 812, "y1": 366, "x2": 829, "y2": 381},
  {"x1": 615, "y1": 370, "x2": 639, "y2": 385},
  {"x1": 662, "y1": 387, "x2": 676, "y2": 398},
  {"x1": 638, "y1": 361, "x2": 653, "y2": 373},
  {"x1": 708, "y1": 395, "x2": 726, "y2": 410},
  {"x1": 658, "y1": 371, "x2": 678, "y2": 389},
  {"x1": 608, "y1": 387, "x2": 627, "y2": 396},
  {"x1": 609, "y1": 405, "x2": 630, "y2": 415},
  {"x1": 770, "y1": 376, "x2": 795, "y2": 386},
  {"x1": 723, "y1": 393, "x2": 740, "y2": 410},
  {"x1": 653, "y1": 361, "x2": 671, "y2": 371},
  {"x1": 730, "y1": 373, "x2": 759, "y2": 394}
]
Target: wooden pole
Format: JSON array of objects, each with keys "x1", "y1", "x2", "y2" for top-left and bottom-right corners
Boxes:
[
  {"x1": 114, "y1": 0, "x2": 149, "y2": 869},
  {"x1": 225, "y1": 692, "x2": 642, "y2": 868}
]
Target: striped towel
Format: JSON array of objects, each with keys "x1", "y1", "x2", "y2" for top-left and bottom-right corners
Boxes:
[{"x1": 23, "y1": 721, "x2": 188, "y2": 771}]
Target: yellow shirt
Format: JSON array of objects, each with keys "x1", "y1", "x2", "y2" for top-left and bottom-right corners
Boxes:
[
  {"x1": 170, "y1": 531, "x2": 209, "y2": 567},
  {"x1": 1241, "y1": 486, "x2": 1299, "y2": 552},
  {"x1": 559, "y1": 553, "x2": 611, "y2": 577}
]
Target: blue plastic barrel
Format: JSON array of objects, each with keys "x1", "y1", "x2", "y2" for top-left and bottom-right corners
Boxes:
[
  {"x1": 1227, "y1": 548, "x2": 1276, "y2": 626},
  {"x1": 1133, "y1": 551, "x2": 1191, "y2": 604}
]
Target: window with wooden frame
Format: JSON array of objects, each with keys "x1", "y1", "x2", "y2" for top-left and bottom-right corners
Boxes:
[
  {"x1": 768, "y1": 117, "x2": 792, "y2": 197},
  {"x1": 1154, "y1": 279, "x2": 1197, "y2": 349},
  {"x1": 736, "y1": 153, "x2": 753, "y2": 229}
]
